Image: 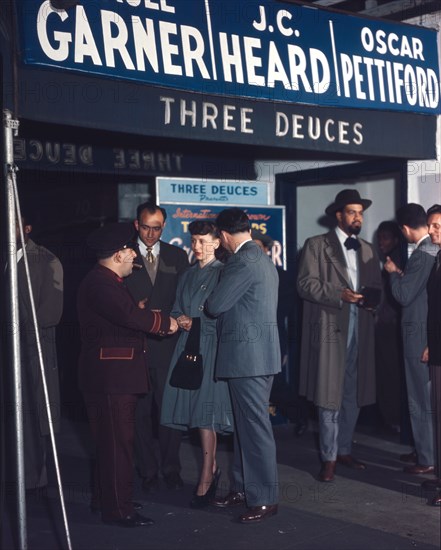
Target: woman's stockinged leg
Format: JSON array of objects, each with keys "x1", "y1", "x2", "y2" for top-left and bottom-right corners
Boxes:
[{"x1": 197, "y1": 428, "x2": 217, "y2": 496}]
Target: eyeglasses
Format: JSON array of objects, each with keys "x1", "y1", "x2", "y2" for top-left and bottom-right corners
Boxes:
[{"x1": 139, "y1": 224, "x2": 162, "y2": 232}]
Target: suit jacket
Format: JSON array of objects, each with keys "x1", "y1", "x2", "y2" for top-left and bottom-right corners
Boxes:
[
  {"x1": 18, "y1": 239, "x2": 63, "y2": 435},
  {"x1": 297, "y1": 230, "x2": 381, "y2": 409},
  {"x1": 390, "y1": 235, "x2": 438, "y2": 357},
  {"x1": 427, "y1": 251, "x2": 441, "y2": 366},
  {"x1": 77, "y1": 264, "x2": 171, "y2": 394},
  {"x1": 125, "y1": 240, "x2": 189, "y2": 371},
  {"x1": 205, "y1": 240, "x2": 281, "y2": 378}
]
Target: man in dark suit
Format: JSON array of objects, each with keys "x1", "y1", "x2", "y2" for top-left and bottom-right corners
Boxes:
[
  {"x1": 125, "y1": 203, "x2": 189, "y2": 491},
  {"x1": 16, "y1": 214, "x2": 63, "y2": 492},
  {"x1": 385, "y1": 204, "x2": 437, "y2": 474},
  {"x1": 297, "y1": 190, "x2": 382, "y2": 482},
  {"x1": 78, "y1": 223, "x2": 178, "y2": 527},
  {"x1": 206, "y1": 208, "x2": 280, "y2": 524}
]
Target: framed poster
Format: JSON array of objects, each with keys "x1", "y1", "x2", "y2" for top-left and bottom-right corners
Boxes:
[{"x1": 161, "y1": 202, "x2": 286, "y2": 268}]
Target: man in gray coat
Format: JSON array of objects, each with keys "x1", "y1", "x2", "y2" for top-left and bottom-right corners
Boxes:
[
  {"x1": 206, "y1": 208, "x2": 280, "y2": 524},
  {"x1": 384, "y1": 203, "x2": 437, "y2": 474},
  {"x1": 16, "y1": 214, "x2": 63, "y2": 491},
  {"x1": 297, "y1": 189, "x2": 381, "y2": 482}
]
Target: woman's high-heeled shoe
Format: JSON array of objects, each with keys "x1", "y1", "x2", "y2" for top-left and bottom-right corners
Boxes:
[{"x1": 189, "y1": 468, "x2": 221, "y2": 509}]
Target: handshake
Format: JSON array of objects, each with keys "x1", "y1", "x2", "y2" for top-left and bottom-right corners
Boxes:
[{"x1": 138, "y1": 298, "x2": 178, "y2": 335}]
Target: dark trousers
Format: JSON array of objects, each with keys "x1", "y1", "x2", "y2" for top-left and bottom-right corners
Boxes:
[
  {"x1": 83, "y1": 392, "x2": 138, "y2": 521},
  {"x1": 135, "y1": 366, "x2": 181, "y2": 479},
  {"x1": 430, "y1": 365, "x2": 441, "y2": 477}
]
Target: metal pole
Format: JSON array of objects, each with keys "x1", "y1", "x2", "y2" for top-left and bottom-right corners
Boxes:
[
  {"x1": 12, "y1": 174, "x2": 73, "y2": 550},
  {"x1": 3, "y1": 109, "x2": 27, "y2": 549}
]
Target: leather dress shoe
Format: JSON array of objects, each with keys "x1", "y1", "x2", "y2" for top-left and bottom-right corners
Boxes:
[
  {"x1": 404, "y1": 464, "x2": 435, "y2": 475},
  {"x1": 239, "y1": 504, "x2": 278, "y2": 524},
  {"x1": 141, "y1": 475, "x2": 159, "y2": 493},
  {"x1": 337, "y1": 455, "x2": 367, "y2": 470},
  {"x1": 400, "y1": 451, "x2": 417, "y2": 463},
  {"x1": 431, "y1": 491, "x2": 441, "y2": 506},
  {"x1": 421, "y1": 478, "x2": 441, "y2": 490},
  {"x1": 211, "y1": 491, "x2": 245, "y2": 508},
  {"x1": 102, "y1": 512, "x2": 154, "y2": 527},
  {"x1": 318, "y1": 461, "x2": 336, "y2": 482},
  {"x1": 91, "y1": 502, "x2": 142, "y2": 514},
  {"x1": 164, "y1": 472, "x2": 184, "y2": 490}
]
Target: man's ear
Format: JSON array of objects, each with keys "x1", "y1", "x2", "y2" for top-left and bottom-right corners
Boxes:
[
  {"x1": 24, "y1": 224, "x2": 32, "y2": 236},
  {"x1": 335, "y1": 212, "x2": 342, "y2": 224},
  {"x1": 134, "y1": 219, "x2": 139, "y2": 231}
]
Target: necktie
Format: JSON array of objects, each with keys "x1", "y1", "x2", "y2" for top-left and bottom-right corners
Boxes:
[
  {"x1": 146, "y1": 247, "x2": 154, "y2": 263},
  {"x1": 436, "y1": 250, "x2": 441, "y2": 271},
  {"x1": 344, "y1": 237, "x2": 361, "y2": 251}
]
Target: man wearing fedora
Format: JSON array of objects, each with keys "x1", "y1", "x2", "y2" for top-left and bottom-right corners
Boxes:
[{"x1": 297, "y1": 189, "x2": 381, "y2": 482}]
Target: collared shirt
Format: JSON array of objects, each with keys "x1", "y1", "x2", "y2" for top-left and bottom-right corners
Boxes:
[
  {"x1": 415, "y1": 234, "x2": 429, "y2": 248},
  {"x1": 17, "y1": 244, "x2": 26, "y2": 263},
  {"x1": 407, "y1": 234, "x2": 430, "y2": 258},
  {"x1": 234, "y1": 238, "x2": 253, "y2": 254},
  {"x1": 137, "y1": 238, "x2": 160, "y2": 260},
  {"x1": 335, "y1": 226, "x2": 359, "y2": 291}
]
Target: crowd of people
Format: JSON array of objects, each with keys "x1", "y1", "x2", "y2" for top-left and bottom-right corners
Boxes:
[{"x1": 14, "y1": 191, "x2": 441, "y2": 530}]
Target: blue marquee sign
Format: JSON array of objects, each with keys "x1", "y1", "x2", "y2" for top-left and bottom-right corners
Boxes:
[{"x1": 17, "y1": 0, "x2": 441, "y2": 115}]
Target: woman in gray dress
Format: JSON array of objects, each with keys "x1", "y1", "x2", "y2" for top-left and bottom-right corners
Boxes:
[{"x1": 161, "y1": 221, "x2": 233, "y2": 508}]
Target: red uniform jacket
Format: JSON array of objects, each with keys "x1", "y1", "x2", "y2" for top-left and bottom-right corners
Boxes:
[{"x1": 77, "y1": 265, "x2": 170, "y2": 394}]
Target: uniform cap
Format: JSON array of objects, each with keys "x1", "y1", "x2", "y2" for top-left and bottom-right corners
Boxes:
[{"x1": 86, "y1": 222, "x2": 136, "y2": 256}]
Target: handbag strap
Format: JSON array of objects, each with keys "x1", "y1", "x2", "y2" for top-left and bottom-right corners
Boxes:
[{"x1": 184, "y1": 317, "x2": 201, "y2": 354}]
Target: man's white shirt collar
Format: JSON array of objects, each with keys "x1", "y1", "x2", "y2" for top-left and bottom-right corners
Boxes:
[
  {"x1": 416, "y1": 234, "x2": 429, "y2": 248},
  {"x1": 234, "y1": 238, "x2": 253, "y2": 254},
  {"x1": 138, "y1": 238, "x2": 160, "y2": 257}
]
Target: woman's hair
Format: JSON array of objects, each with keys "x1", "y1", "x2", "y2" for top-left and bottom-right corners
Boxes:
[
  {"x1": 188, "y1": 220, "x2": 229, "y2": 262},
  {"x1": 188, "y1": 220, "x2": 219, "y2": 238}
]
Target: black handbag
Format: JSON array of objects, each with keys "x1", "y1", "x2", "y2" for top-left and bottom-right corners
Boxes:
[{"x1": 169, "y1": 317, "x2": 203, "y2": 390}]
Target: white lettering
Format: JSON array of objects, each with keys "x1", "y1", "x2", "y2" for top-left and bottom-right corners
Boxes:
[
  {"x1": 101, "y1": 10, "x2": 135, "y2": 70},
  {"x1": 276, "y1": 10, "x2": 293, "y2": 37},
  {"x1": 37, "y1": 1, "x2": 71, "y2": 62},
  {"x1": 132, "y1": 16, "x2": 159, "y2": 72},
  {"x1": 267, "y1": 42, "x2": 290, "y2": 88},
  {"x1": 74, "y1": 6, "x2": 102, "y2": 65},
  {"x1": 275, "y1": 112, "x2": 289, "y2": 136},
  {"x1": 181, "y1": 25, "x2": 210, "y2": 78},
  {"x1": 219, "y1": 33, "x2": 244, "y2": 83},
  {"x1": 244, "y1": 37, "x2": 264, "y2": 86},
  {"x1": 223, "y1": 105, "x2": 236, "y2": 131},
  {"x1": 160, "y1": 21, "x2": 182, "y2": 75},
  {"x1": 240, "y1": 108, "x2": 254, "y2": 134}
]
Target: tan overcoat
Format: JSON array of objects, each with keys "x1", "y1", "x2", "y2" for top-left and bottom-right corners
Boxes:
[{"x1": 297, "y1": 230, "x2": 381, "y2": 410}]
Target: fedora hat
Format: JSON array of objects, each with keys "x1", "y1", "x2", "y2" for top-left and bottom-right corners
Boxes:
[{"x1": 325, "y1": 189, "x2": 372, "y2": 216}]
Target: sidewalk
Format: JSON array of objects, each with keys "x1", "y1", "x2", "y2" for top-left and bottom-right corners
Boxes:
[{"x1": 1, "y1": 418, "x2": 440, "y2": 550}]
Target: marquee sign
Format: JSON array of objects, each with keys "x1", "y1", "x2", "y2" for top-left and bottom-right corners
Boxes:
[
  {"x1": 157, "y1": 177, "x2": 269, "y2": 205},
  {"x1": 18, "y1": 0, "x2": 441, "y2": 115}
]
